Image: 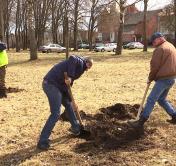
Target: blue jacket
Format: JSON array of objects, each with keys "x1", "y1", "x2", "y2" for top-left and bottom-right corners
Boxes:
[{"x1": 44, "y1": 55, "x2": 87, "y2": 96}]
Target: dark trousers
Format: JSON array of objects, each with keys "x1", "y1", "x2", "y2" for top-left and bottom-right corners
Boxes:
[{"x1": 0, "y1": 65, "x2": 7, "y2": 97}]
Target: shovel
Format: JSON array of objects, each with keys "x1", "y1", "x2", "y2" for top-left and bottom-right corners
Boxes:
[
  {"x1": 64, "y1": 72, "x2": 84, "y2": 127},
  {"x1": 136, "y1": 83, "x2": 150, "y2": 120}
]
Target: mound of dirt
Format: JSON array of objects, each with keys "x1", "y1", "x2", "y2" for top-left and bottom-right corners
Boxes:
[
  {"x1": 6, "y1": 87, "x2": 25, "y2": 93},
  {"x1": 61, "y1": 103, "x2": 151, "y2": 149}
]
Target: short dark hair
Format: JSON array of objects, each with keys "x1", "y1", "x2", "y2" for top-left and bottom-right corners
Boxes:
[{"x1": 0, "y1": 42, "x2": 7, "y2": 51}]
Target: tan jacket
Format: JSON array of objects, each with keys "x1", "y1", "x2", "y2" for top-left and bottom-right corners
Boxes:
[{"x1": 149, "y1": 41, "x2": 176, "y2": 81}]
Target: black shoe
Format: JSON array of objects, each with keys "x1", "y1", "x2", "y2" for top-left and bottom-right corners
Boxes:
[
  {"x1": 37, "y1": 141, "x2": 50, "y2": 150},
  {"x1": 77, "y1": 128, "x2": 91, "y2": 139},
  {"x1": 167, "y1": 116, "x2": 176, "y2": 124},
  {"x1": 69, "y1": 127, "x2": 91, "y2": 139}
]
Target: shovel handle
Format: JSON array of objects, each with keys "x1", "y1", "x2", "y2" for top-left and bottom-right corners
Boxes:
[
  {"x1": 136, "y1": 83, "x2": 150, "y2": 120},
  {"x1": 64, "y1": 72, "x2": 83, "y2": 126}
]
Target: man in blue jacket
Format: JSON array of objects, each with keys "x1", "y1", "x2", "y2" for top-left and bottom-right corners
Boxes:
[{"x1": 37, "y1": 55, "x2": 93, "y2": 150}]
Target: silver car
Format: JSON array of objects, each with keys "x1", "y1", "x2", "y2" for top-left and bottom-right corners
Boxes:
[
  {"x1": 39, "y1": 44, "x2": 66, "y2": 53},
  {"x1": 94, "y1": 43, "x2": 117, "y2": 52},
  {"x1": 128, "y1": 42, "x2": 144, "y2": 49}
]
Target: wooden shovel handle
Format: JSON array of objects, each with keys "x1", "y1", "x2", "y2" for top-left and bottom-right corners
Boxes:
[
  {"x1": 136, "y1": 83, "x2": 150, "y2": 120},
  {"x1": 64, "y1": 72, "x2": 83, "y2": 126}
]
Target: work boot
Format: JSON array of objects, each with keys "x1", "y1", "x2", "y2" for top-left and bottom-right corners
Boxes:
[
  {"x1": 78, "y1": 128, "x2": 91, "y2": 139},
  {"x1": 166, "y1": 116, "x2": 176, "y2": 124},
  {"x1": 128, "y1": 117, "x2": 147, "y2": 129},
  {"x1": 69, "y1": 127, "x2": 91, "y2": 139},
  {"x1": 37, "y1": 140, "x2": 50, "y2": 150}
]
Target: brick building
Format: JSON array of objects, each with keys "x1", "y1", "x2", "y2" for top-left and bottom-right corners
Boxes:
[
  {"x1": 97, "y1": 2, "x2": 169, "y2": 43},
  {"x1": 97, "y1": 2, "x2": 120, "y2": 42},
  {"x1": 123, "y1": 10, "x2": 161, "y2": 43}
]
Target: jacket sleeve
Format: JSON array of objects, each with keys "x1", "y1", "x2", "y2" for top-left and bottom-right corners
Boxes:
[
  {"x1": 148, "y1": 48, "x2": 163, "y2": 81},
  {"x1": 67, "y1": 55, "x2": 77, "y2": 78}
]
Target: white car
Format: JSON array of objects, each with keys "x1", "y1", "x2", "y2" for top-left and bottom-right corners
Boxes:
[
  {"x1": 94, "y1": 43, "x2": 117, "y2": 52},
  {"x1": 128, "y1": 42, "x2": 144, "y2": 49},
  {"x1": 39, "y1": 44, "x2": 66, "y2": 53}
]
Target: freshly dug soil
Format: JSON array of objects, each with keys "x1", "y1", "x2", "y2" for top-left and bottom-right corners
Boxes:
[
  {"x1": 61, "y1": 103, "x2": 150, "y2": 149},
  {"x1": 6, "y1": 87, "x2": 25, "y2": 93}
]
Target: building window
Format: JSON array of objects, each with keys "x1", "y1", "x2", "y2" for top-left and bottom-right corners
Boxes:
[{"x1": 98, "y1": 33, "x2": 102, "y2": 41}]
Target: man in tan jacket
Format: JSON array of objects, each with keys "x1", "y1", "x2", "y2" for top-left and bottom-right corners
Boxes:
[{"x1": 129, "y1": 32, "x2": 176, "y2": 129}]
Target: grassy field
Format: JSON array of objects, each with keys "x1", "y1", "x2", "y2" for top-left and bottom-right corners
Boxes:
[{"x1": 0, "y1": 49, "x2": 176, "y2": 166}]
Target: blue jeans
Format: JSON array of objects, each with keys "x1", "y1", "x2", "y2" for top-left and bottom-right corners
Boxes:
[
  {"x1": 141, "y1": 78, "x2": 176, "y2": 119},
  {"x1": 39, "y1": 81, "x2": 80, "y2": 143}
]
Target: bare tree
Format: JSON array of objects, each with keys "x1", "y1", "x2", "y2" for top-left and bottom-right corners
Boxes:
[
  {"x1": 62, "y1": 0, "x2": 70, "y2": 59},
  {"x1": 51, "y1": 0, "x2": 64, "y2": 44},
  {"x1": 143, "y1": 0, "x2": 148, "y2": 52},
  {"x1": 15, "y1": 0, "x2": 21, "y2": 52},
  {"x1": 33, "y1": 0, "x2": 52, "y2": 47},
  {"x1": 4, "y1": 0, "x2": 14, "y2": 49},
  {"x1": 160, "y1": 1, "x2": 175, "y2": 46},
  {"x1": 0, "y1": 0, "x2": 6, "y2": 41},
  {"x1": 114, "y1": 0, "x2": 142, "y2": 55},
  {"x1": 88, "y1": 0, "x2": 107, "y2": 51},
  {"x1": 27, "y1": 0, "x2": 37, "y2": 60}
]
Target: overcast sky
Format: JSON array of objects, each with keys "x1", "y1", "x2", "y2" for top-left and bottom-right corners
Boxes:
[{"x1": 129, "y1": 0, "x2": 173, "y2": 11}]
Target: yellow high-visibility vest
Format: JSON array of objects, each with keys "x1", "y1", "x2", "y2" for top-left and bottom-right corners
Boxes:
[{"x1": 0, "y1": 50, "x2": 8, "y2": 67}]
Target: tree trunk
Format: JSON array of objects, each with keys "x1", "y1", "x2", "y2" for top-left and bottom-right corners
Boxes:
[
  {"x1": 65, "y1": 15, "x2": 69, "y2": 59},
  {"x1": 143, "y1": 0, "x2": 148, "y2": 52},
  {"x1": 115, "y1": 6, "x2": 125, "y2": 55},
  {"x1": 27, "y1": 0, "x2": 37, "y2": 60},
  {"x1": 15, "y1": 0, "x2": 21, "y2": 52},
  {"x1": 0, "y1": 0, "x2": 5, "y2": 41},
  {"x1": 73, "y1": 0, "x2": 79, "y2": 51}
]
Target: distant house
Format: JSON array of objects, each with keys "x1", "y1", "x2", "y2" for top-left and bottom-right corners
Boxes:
[
  {"x1": 158, "y1": 7, "x2": 175, "y2": 44},
  {"x1": 97, "y1": 2, "x2": 120, "y2": 42},
  {"x1": 97, "y1": 2, "x2": 173, "y2": 43},
  {"x1": 123, "y1": 10, "x2": 161, "y2": 43}
]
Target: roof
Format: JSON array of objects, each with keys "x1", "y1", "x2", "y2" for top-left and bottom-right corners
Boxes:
[{"x1": 124, "y1": 10, "x2": 161, "y2": 25}]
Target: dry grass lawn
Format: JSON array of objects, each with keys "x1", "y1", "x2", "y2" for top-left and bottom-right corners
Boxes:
[{"x1": 0, "y1": 49, "x2": 176, "y2": 166}]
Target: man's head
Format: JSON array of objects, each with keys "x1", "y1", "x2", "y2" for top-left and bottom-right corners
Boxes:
[
  {"x1": 0, "y1": 42, "x2": 7, "y2": 52},
  {"x1": 84, "y1": 56, "x2": 93, "y2": 71},
  {"x1": 150, "y1": 32, "x2": 165, "y2": 47}
]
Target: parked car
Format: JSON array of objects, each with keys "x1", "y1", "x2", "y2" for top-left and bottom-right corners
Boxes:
[
  {"x1": 39, "y1": 44, "x2": 66, "y2": 53},
  {"x1": 123, "y1": 42, "x2": 134, "y2": 49},
  {"x1": 94, "y1": 43, "x2": 117, "y2": 52},
  {"x1": 78, "y1": 43, "x2": 89, "y2": 49},
  {"x1": 129, "y1": 42, "x2": 144, "y2": 49},
  {"x1": 123, "y1": 42, "x2": 144, "y2": 49}
]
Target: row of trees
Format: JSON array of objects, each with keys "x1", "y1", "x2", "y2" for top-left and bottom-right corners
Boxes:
[{"x1": 0, "y1": 0, "x2": 175, "y2": 60}]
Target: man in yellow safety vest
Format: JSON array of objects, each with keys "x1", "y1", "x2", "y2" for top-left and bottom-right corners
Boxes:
[{"x1": 0, "y1": 42, "x2": 8, "y2": 98}]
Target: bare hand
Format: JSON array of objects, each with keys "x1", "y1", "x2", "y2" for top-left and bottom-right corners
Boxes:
[
  {"x1": 147, "y1": 78, "x2": 151, "y2": 84},
  {"x1": 65, "y1": 77, "x2": 71, "y2": 86}
]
